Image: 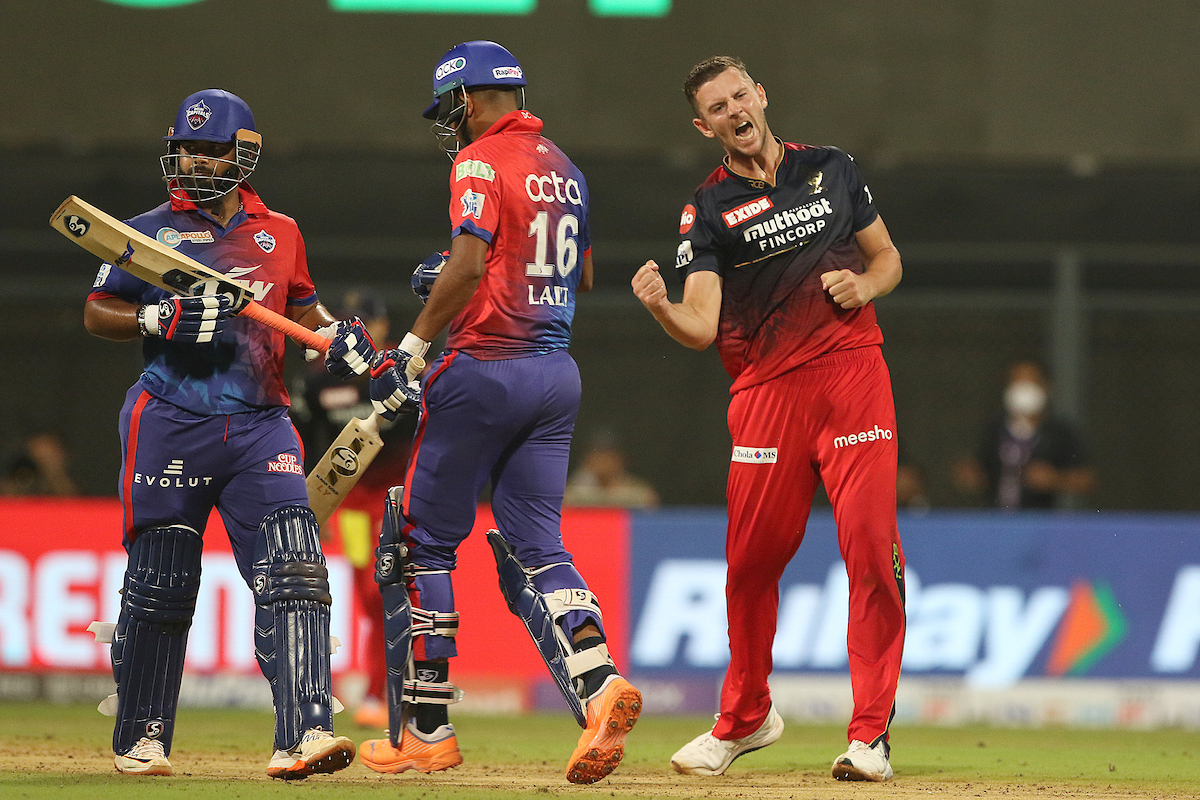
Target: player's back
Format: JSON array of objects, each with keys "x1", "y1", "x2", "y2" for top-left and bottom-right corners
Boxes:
[{"x1": 445, "y1": 110, "x2": 591, "y2": 360}]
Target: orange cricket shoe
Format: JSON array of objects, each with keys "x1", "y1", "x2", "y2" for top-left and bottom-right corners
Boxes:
[
  {"x1": 565, "y1": 675, "x2": 642, "y2": 784},
  {"x1": 359, "y1": 719, "x2": 462, "y2": 774}
]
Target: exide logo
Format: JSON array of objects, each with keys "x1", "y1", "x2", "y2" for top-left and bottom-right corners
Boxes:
[{"x1": 723, "y1": 196, "x2": 773, "y2": 228}]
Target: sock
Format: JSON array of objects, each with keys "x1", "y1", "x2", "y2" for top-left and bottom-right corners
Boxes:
[
  {"x1": 413, "y1": 660, "x2": 449, "y2": 734},
  {"x1": 572, "y1": 635, "x2": 618, "y2": 699}
]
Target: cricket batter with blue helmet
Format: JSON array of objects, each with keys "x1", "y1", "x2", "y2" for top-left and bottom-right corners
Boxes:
[
  {"x1": 359, "y1": 42, "x2": 641, "y2": 784},
  {"x1": 83, "y1": 88, "x2": 376, "y2": 779}
]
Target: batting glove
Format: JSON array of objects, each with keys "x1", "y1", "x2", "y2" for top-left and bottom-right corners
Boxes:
[
  {"x1": 369, "y1": 349, "x2": 423, "y2": 420},
  {"x1": 141, "y1": 295, "x2": 234, "y2": 344},
  {"x1": 411, "y1": 250, "x2": 449, "y2": 304},
  {"x1": 306, "y1": 316, "x2": 377, "y2": 379}
]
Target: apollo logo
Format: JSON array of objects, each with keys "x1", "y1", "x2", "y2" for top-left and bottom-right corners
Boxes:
[
  {"x1": 525, "y1": 171, "x2": 582, "y2": 205},
  {"x1": 723, "y1": 196, "x2": 773, "y2": 228},
  {"x1": 833, "y1": 425, "x2": 893, "y2": 448},
  {"x1": 732, "y1": 446, "x2": 777, "y2": 463},
  {"x1": 435, "y1": 56, "x2": 466, "y2": 81}
]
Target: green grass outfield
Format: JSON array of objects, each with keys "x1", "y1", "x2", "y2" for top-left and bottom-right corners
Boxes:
[{"x1": 3, "y1": 701, "x2": 1200, "y2": 799}]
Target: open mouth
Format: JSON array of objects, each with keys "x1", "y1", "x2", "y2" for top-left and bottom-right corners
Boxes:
[{"x1": 734, "y1": 121, "x2": 754, "y2": 142}]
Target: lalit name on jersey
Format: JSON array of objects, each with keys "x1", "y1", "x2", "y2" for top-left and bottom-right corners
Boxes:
[{"x1": 528, "y1": 284, "x2": 569, "y2": 306}]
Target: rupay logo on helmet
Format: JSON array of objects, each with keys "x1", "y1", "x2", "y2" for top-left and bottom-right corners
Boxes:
[
  {"x1": 435, "y1": 57, "x2": 467, "y2": 81},
  {"x1": 493, "y1": 66, "x2": 523, "y2": 80}
]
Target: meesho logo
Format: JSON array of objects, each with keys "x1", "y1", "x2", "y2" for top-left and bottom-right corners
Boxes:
[{"x1": 833, "y1": 425, "x2": 892, "y2": 449}]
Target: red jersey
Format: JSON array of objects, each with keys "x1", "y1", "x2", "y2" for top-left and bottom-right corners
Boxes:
[
  {"x1": 677, "y1": 144, "x2": 883, "y2": 393},
  {"x1": 445, "y1": 110, "x2": 591, "y2": 359}
]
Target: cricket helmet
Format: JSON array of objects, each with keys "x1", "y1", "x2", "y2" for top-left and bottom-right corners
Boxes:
[
  {"x1": 422, "y1": 40, "x2": 526, "y2": 120},
  {"x1": 161, "y1": 89, "x2": 261, "y2": 203}
]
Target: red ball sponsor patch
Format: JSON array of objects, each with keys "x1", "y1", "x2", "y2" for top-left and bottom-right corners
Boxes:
[{"x1": 679, "y1": 204, "x2": 696, "y2": 234}]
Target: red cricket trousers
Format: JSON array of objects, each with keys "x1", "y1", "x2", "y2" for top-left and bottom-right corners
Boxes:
[{"x1": 715, "y1": 345, "x2": 906, "y2": 746}]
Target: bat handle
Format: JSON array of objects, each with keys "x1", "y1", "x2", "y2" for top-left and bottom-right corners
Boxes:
[{"x1": 238, "y1": 300, "x2": 330, "y2": 353}]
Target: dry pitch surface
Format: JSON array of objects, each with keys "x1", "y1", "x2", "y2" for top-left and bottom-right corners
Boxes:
[{"x1": 3, "y1": 702, "x2": 1199, "y2": 799}]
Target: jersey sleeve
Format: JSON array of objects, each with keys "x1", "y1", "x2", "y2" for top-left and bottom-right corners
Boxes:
[
  {"x1": 448, "y1": 149, "x2": 503, "y2": 244},
  {"x1": 86, "y1": 259, "x2": 157, "y2": 304},
  {"x1": 675, "y1": 198, "x2": 722, "y2": 284},
  {"x1": 287, "y1": 227, "x2": 318, "y2": 308},
  {"x1": 837, "y1": 148, "x2": 879, "y2": 232}
]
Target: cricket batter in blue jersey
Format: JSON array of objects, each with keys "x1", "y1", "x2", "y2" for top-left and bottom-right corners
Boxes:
[
  {"x1": 83, "y1": 89, "x2": 376, "y2": 779},
  {"x1": 357, "y1": 42, "x2": 641, "y2": 785}
]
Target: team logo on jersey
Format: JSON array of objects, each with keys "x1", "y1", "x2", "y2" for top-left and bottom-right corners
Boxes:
[
  {"x1": 808, "y1": 171, "x2": 825, "y2": 194},
  {"x1": 254, "y1": 229, "x2": 276, "y2": 253},
  {"x1": 732, "y1": 446, "x2": 778, "y2": 464},
  {"x1": 536, "y1": 144, "x2": 550, "y2": 155},
  {"x1": 492, "y1": 66, "x2": 523, "y2": 80},
  {"x1": 267, "y1": 452, "x2": 304, "y2": 475},
  {"x1": 186, "y1": 99, "x2": 212, "y2": 130},
  {"x1": 456, "y1": 159, "x2": 495, "y2": 182},
  {"x1": 723, "y1": 196, "x2": 773, "y2": 228},
  {"x1": 435, "y1": 56, "x2": 466, "y2": 80},
  {"x1": 460, "y1": 189, "x2": 485, "y2": 219},
  {"x1": 679, "y1": 204, "x2": 696, "y2": 234}
]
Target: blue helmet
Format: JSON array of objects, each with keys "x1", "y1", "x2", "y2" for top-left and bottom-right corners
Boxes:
[
  {"x1": 161, "y1": 89, "x2": 261, "y2": 203},
  {"x1": 164, "y1": 89, "x2": 256, "y2": 143},
  {"x1": 422, "y1": 41, "x2": 526, "y2": 120}
]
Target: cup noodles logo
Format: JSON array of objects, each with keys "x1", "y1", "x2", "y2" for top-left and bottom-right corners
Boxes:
[
  {"x1": 723, "y1": 196, "x2": 773, "y2": 228},
  {"x1": 679, "y1": 204, "x2": 696, "y2": 234}
]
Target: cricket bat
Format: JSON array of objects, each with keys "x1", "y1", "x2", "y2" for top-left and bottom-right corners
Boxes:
[
  {"x1": 50, "y1": 194, "x2": 330, "y2": 353},
  {"x1": 306, "y1": 412, "x2": 386, "y2": 527}
]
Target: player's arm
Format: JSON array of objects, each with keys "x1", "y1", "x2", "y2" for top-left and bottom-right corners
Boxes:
[
  {"x1": 821, "y1": 216, "x2": 902, "y2": 309},
  {"x1": 84, "y1": 296, "x2": 140, "y2": 342},
  {"x1": 632, "y1": 261, "x2": 722, "y2": 350},
  {"x1": 288, "y1": 301, "x2": 338, "y2": 330},
  {"x1": 410, "y1": 232, "x2": 488, "y2": 343}
]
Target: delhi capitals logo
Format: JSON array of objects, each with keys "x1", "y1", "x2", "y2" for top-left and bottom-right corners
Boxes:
[
  {"x1": 186, "y1": 100, "x2": 212, "y2": 130},
  {"x1": 254, "y1": 229, "x2": 276, "y2": 253}
]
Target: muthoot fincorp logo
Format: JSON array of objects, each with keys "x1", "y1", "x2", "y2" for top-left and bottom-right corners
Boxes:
[{"x1": 833, "y1": 425, "x2": 893, "y2": 448}]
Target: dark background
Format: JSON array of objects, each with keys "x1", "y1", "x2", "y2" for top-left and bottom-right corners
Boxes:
[{"x1": 2, "y1": 0, "x2": 1199, "y2": 508}]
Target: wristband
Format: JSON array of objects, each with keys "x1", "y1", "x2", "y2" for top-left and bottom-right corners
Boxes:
[
  {"x1": 136, "y1": 304, "x2": 160, "y2": 337},
  {"x1": 399, "y1": 331, "x2": 430, "y2": 359}
]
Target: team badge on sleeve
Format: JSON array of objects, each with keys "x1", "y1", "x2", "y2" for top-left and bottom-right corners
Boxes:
[
  {"x1": 93, "y1": 263, "x2": 111, "y2": 288},
  {"x1": 679, "y1": 204, "x2": 696, "y2": 234},
  {"x1": 254, "y1": 230, "x2": 277, "y2": 253},
  {"x1": 460, "y1": 190, "x2": 485, "y2": 220}
]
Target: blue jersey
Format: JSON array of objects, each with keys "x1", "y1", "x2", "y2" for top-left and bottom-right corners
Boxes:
[{"x1": 88, "y1": 186, "x2": 318, "y2": 415}]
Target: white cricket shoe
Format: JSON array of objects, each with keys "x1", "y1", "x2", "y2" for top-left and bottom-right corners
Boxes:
[
  {"x1": 670, "y1": 704, "x2": 784, "y2": 776},
  {"x1": 267, "y1": 728, "x2": 356, "y2": 780},
  {"x1": 114, "y1": 737, "x2": 172, "y2": 776},
  {"x1": 831, "y1": 738, "x2": 893, "y2": 781}
]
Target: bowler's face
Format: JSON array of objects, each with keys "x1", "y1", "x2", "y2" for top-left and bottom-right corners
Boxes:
[{"x1": 692, "y1": 68, "x2": 771, "y2": 160}]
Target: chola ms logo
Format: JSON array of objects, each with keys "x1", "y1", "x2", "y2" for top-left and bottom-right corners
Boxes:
[
  {"x1": 186, "y1": 100, "x2": 212, "y2": 130},
  {"x1": 435, "y1": 57, "x2": 466, "y2": 80},
  {"x1": 732, "y1": 446, "x2": 778, "y2": 463},
  {"x1": 833, "y1": 425, "x2": 893, "y2": 448},
  {"x1": 723, "y1": 197, "x2": 773, "y2": 228}
]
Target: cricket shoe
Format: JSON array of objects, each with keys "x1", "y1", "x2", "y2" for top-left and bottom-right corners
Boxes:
[
  {"x1": 359, "y1": 720, "x2": 462, "y2": 774},
  {"x1": 831, "y1": 738, "x2": 893, "y2": 781},
  {"x1": 266, "y1": 728, "x2": 356, "y2": 780},
  {"x1": 565, "y1": 675, "x2": 642, "y2": 784},
  {"x1": 114, "y1": 737, "x2": 172, "y2": 776},
  {"x1": 670, "y1": 703, "x2": 784, "y2": 776}
]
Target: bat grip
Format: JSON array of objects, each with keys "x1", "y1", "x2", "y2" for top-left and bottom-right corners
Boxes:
[{"x1": 238, "y1": 300, "x2": 330, "y2": 353}]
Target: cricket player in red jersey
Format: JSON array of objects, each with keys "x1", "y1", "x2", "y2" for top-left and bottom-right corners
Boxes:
[
  {"x1": 632, "y1": 57, "x2": 906, "y2": 782},
  {"x1": 359, "y1": 41, "x2": 641, "y2": 784}
]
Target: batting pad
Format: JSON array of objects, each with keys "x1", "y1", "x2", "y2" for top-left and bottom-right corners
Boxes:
[
  {"x1": 111, "y1": 525, "x2": 203, "y2": 756},
  {"x1": 252, "y1": 505, "x2": 334, "y2": 751}
]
